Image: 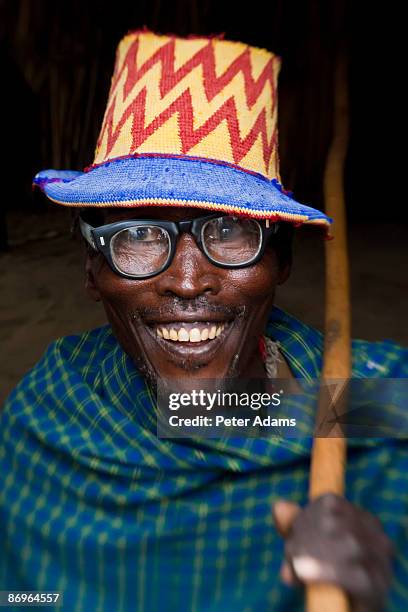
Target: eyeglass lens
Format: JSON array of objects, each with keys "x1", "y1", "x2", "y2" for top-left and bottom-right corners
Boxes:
[
  {"x1": 110, "y1": 217, "x2": 262, "y2": 276},
  {"x1": 201, "y1": 217, "x2": 262, "y2": 265},
  {"x1": 111, "y1": 226, "x2": 171, "y2": 276}
]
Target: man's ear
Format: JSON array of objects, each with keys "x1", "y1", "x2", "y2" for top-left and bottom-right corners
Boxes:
[
  {"x1": 277, "y1": 261, "x2": 291, "y2": 286},
  {"x1": 85, "y1": 253, "x2": 102, "y2": 302}
]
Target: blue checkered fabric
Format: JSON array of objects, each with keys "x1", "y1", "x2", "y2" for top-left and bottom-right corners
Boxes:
[{"x1": 1, "y1": 307, "x2": 407, "y2": 611}]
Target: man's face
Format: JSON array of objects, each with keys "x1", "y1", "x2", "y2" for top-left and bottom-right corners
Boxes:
[{"x1": 85, "y1": 207, "x2": 290, "y2": 383}]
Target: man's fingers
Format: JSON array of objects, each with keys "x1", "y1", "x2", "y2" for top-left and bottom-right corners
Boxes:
[{"x1": 272, "y1": 500, "x2": 301, "y2": 537}]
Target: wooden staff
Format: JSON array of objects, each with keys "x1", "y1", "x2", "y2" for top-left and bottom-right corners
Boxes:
[{"x1": 306, "y1": 53, "x2": 350, "y2": 612}]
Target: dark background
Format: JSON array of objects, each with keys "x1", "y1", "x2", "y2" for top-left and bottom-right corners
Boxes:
[{"x1": 0, "y1": 0, "x2": 406, "y2": 401}]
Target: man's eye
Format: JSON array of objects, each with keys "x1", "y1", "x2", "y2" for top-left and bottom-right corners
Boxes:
[
  {"x1": 134, "y1": 227, "x2": 150, "y2": 240},
  {"x1": 220, "y1": 226, "x2": 234, "y2": 238},
  {"x1": 130, "y1": 227, "x2": 164, "y2": 242},
  {"x1": 216, "y1": 219, "x2": 241, "y2": 240}
]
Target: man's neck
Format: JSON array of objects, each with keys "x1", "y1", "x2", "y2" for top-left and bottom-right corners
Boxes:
[{"x1": 276, "y1": 353, "x2": 295, "y2": 379}]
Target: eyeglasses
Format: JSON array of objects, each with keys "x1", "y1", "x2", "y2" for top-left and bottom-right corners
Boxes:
[{"x1": 79, "y1": 213, "x2": 280, "y2": 279}]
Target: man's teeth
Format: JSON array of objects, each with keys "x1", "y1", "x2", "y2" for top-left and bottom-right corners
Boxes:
[{"x1": 156, "y1": 323, "x2": 225, "y2": 342}]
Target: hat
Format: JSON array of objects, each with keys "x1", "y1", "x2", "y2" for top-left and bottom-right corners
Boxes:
[{"x1": 34, "y1": 30, "x2": 331, "y2": 231}]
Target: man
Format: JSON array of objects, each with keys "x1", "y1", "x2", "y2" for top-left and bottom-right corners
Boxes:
[{"x1": 1, "y1": 31, "x2": 407, "y2": 611}]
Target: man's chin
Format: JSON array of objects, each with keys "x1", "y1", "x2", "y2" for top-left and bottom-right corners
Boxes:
[{"x1": 143, "y1": 347, "x2": 237, "y2": 382}]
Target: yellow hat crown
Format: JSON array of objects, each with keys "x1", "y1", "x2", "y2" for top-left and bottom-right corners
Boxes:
[{"x1": 94, "y1": 31, "x2": 281, "y2": 179}]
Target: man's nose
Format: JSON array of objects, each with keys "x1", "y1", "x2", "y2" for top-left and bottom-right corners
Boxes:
[{"x1": 155, "y1": 234, "x2": 222, "y2": 298}]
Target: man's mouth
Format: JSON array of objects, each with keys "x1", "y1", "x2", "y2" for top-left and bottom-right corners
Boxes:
[
  {"x1": 138, "y1": 317, "x2": 236, "y2": 370},
  {"x1": 154, "y1": 321, "x2": 227, "y2": 343},
  {"x1": 130, "y1": 302, "x2": 245, "y2": 372}
]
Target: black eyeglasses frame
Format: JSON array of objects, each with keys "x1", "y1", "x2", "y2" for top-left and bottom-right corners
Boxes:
[{"x1": 79, "y1": 213, "x2": 280, "y2": 280}]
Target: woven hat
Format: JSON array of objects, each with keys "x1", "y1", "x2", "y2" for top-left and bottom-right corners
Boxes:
[{"x1": 34, "y1": 30, "x2": 331, "y2": 230}]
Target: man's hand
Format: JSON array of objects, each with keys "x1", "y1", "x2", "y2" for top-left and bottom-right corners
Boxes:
[{"x1": 272, "y1": 493, "x2": 394, "y2": 612}]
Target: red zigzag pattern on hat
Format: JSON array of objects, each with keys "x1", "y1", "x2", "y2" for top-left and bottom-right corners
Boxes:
[{"x1": 98, "y1": 37, "x2": 279, "y2": 169}]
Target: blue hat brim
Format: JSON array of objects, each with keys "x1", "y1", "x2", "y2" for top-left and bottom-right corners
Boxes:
[{"x1": 33, "y1": 156, "x2": 332, "y2": 231}]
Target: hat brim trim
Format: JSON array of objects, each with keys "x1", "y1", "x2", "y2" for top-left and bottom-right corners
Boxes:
[{"x1": 46, "y1": 193, "x2": 330, "y2": 226}]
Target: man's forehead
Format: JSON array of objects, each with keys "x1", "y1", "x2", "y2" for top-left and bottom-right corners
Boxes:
[{"x1": 102, "y1": 206, "x2": 206, "y2": 223}]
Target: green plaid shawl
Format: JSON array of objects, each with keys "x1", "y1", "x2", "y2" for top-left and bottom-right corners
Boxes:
[{"x1": 1, "y1": 307, "x2": 408, "y2": 611}]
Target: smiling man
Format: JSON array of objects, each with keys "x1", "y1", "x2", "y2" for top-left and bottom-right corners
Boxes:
[
  {"x1": 1, "y1": 31, "x2": 408, "y2": 612},
  {"x1": 80, "y1": 205, "x2": 292, "y2": 385}
]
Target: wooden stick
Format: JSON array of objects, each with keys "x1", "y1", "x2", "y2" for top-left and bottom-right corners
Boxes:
[{"x1": 306, "y1": 53, "x2": 350, "y2": 612}]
